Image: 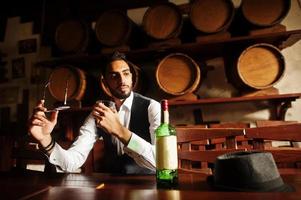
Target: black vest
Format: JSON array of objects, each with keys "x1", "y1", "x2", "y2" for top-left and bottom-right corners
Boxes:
[{"x1": 97, "y1": 93, "x2": 154, "y2": 174}]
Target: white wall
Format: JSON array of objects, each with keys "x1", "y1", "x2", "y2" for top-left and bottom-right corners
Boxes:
[{"x1": 276, "y1": 0, "x2": 301, "y2": 121}]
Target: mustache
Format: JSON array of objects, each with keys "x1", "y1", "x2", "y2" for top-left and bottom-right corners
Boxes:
[{"x1": 117, "y1": 84, "x2": 129, "y2": 88}]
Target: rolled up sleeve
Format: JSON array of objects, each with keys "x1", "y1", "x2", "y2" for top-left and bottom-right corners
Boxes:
[{"x1": 124, "y1": 100, "x2": 160, "y2": 171}]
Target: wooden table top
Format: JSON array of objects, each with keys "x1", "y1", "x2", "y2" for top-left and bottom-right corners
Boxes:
[{"x1": 1, "y1": 169, "x2": 301, "y2": 200}]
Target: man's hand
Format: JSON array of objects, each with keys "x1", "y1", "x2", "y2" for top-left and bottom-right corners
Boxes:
[
  {"x1": 28, "y1": 100, "x2": 58, "y2": 147},
  {"x1": 92, "y1": 102, "x2": 132, "y2": 144}
]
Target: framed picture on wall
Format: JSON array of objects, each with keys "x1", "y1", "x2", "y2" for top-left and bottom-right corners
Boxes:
[
  {"x1": 11, "y1": 57, "x2": 25, "y2": 79},
  {"x1": 18, "y1": 38, "x2": 37, "y2": 54},
  {"x1": 0, "y1": 85, "x2": 22, "y2": 105}
]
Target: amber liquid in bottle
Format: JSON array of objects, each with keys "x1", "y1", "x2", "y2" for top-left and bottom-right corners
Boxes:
[{"x1": 155, "y1": 99, "x2": 178, "y2": 188}]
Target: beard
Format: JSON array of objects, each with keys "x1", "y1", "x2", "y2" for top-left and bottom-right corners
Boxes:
[{"x1": 108, "y1": 84, "x2": 132, "y2": 99}]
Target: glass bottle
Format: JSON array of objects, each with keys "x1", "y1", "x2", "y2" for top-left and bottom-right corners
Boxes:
[{"x1": 155, "y1": 99, "x2": 178, "y2": 188}]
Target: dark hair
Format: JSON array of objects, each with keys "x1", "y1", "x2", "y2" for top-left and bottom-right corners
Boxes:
[
  {"x1": 110, "y1": 51, "x2": 127, "y2": 62},
  {"x1": 102, "y1": 51, "x2": 128, "y2": 75},
  {"x1": 102, "y1": 51, "x2": 132, "y2": 75}
]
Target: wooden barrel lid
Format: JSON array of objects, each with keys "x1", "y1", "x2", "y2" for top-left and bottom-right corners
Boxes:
[
  {"x1": 237, "y1": 43, "x2": 285, "y2": 89},
  {"x1": 48, "y1": 66, "x2": 86, "y2": 101},
  {"x1": 241, "y1": 0, "x2": 290, "y2": 27},
  {"x1": 156, "y1": 53, "x2": 201, "y2": 96},
  {"x1": 142, "y1": 3, "x2": 182, "y2": 40},
  {"x1": 95, "y1": 10, "x2": 132, "y2": 46},
  {"x1": 190, "y1": 0, "x2": 235, "y2": 33},
  {"x1": 55, "y1": 20, "x2": 89, "y2": 53}
]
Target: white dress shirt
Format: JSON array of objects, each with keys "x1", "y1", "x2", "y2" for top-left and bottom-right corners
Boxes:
[{"x1": 48, "y1": 92, "x2": 161, "y2": 172}]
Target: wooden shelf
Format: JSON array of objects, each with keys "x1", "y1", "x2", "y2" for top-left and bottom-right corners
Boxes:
[
  {"x1": 169, "y1": 93, "x2": 301, "y2": 121},
  {"x1": 127, "y1": 29, "x2": 301, "y2": 61},
  {"x1": 169, "y1": 93, "x2": 301, "y2": 106}
]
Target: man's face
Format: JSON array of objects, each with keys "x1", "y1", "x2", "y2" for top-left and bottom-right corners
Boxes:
[{"x1": 104, "y1": 59, "x2": 133, "y2": 99}]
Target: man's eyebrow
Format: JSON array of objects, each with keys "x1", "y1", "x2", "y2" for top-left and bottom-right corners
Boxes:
[
  {"x1": 108, "y1": 68, "x2": 130, "y2": 74},
  {"x1": 109, "y1": 69, "x2": 130, "y2": 73}
]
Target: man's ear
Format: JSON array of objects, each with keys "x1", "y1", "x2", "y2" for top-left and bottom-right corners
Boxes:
[{"x1": 99, "y1": 74, "x2": 113, "y2": 98}]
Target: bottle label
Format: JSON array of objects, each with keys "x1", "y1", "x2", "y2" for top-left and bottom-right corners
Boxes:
[{"x1": 156, "y1": 135, "x2": 178, "y2": 170}]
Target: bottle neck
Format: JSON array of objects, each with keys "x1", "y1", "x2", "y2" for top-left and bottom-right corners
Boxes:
[
  {"x1": 161, "y1": 99, "x2": 169, "y2": 124},
  {"x1": 162, "y1": 110, "x2": 169, "y2": 124}
]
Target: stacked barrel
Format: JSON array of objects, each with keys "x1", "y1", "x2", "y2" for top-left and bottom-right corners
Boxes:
[
  {"x1": 48, "y1": 0, "x2": 291, "y2": 103},
  {"x1": 231, "y1": 0, "x2": 290, "y2": 36},
  {"x1": 53, "y1": 0, "x2": 290, "y2": 53},
  {"x1": 155, "y1": 53, "x2": 201, "y2": 98},
  {"x1": 54, "y1": 20, "x2": 91, "y2": 54},
  {"x1": 225, "y1": 43, "x2": 286, "y2": 92},
  {"x1": 142, "y1": 3, "x2": 183, "y2": 42},
  {"x1": 46, "y1": 65, "x2": 99, "y2": 106},
  {"x1": 188, "y1": 0, "x2": 235, "y2": 42}
]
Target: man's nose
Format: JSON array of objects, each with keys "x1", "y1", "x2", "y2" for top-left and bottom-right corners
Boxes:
[{"x1": 119, "y1": 74, "x2": 127, "y2": 84}]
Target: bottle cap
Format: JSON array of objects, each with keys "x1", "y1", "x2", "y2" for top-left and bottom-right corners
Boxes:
[{"x1": 161, "y1": 99, "x2": 168, "y2": 111}]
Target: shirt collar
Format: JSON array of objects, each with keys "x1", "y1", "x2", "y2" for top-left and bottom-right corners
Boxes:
[{"x1": 120, "y1": 91, "x2": 133, "y2": 111}]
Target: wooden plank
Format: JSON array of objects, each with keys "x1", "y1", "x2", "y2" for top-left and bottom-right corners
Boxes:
[
  {"x1": 245, "y1": 124, "x2": 301, "y2": 141},
  {"x1": 178, "y1": 149, "x2": 242, "y2": 162},
  {"x1": 176, "y1": 127, "x2": 245, "y2": 143}
]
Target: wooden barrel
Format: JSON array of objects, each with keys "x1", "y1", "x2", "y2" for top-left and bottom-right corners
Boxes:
[
  {"x1": 241, "y1": 0, "x2": 291, "y2": 27},
  {"x1": 189, "y1": 0, "x2": 235, "y2": 33},
  {"x1": 99, "y1": 61, "x2": 145, "y2": 98},
  {"x1": 231, "y1": 43, "x2": 285, "y2": 90},
  {"x1": 48, "y1": 66, "x2": 87, "y2": 102},
  {"x1": 142, "y1": 2, "x2": 183, "y2": 40},
  {"x1": 55, "y1": 20, "x2": 90, "y2": 54},
  {"x1": 155, "y1": 53, "x2": 201, "y2": 96},
  {"x1": 95, "y1": 10, "x2": 133, "y2": 47}
]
